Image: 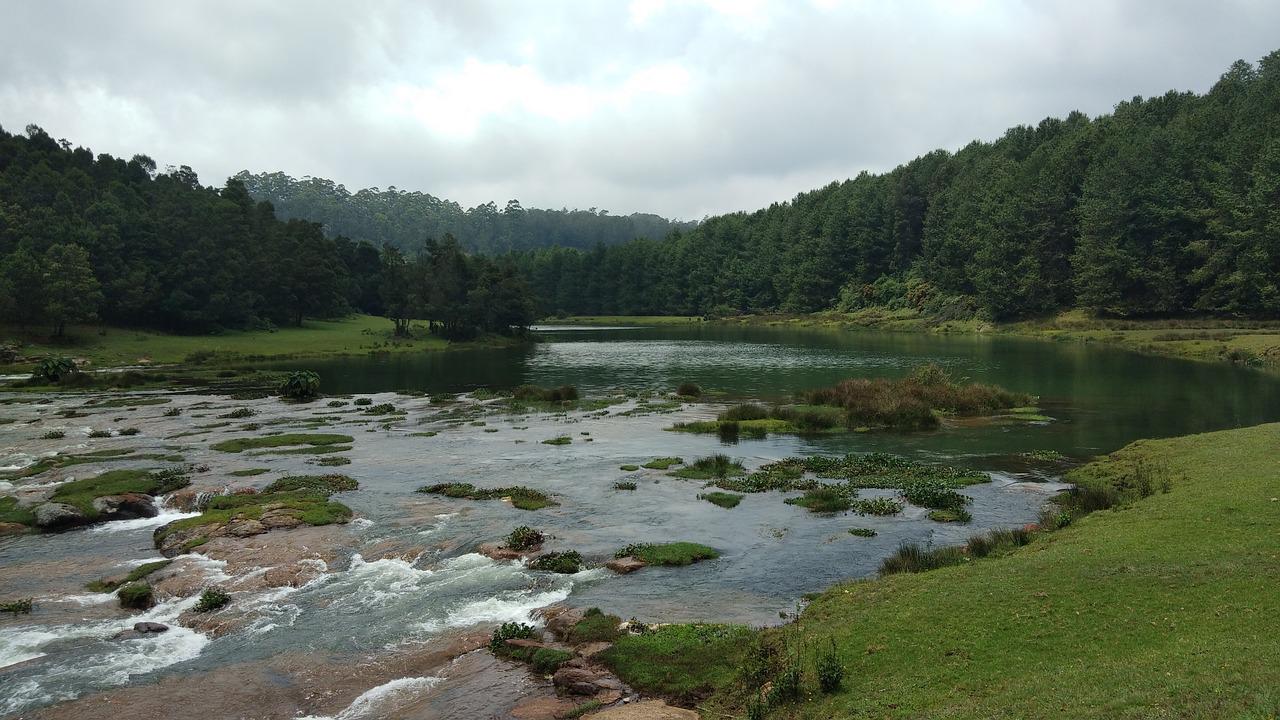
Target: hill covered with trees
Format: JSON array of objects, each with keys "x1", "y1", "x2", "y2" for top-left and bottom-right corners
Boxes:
[
  {"x1": 235, "y1": 171, "x2": 695, "y2": 255},
  {"x1": 513, "y1": 53, "x2": 1280, "y2": 321},
  {"x1": 0, "y1": 125, "x2": 533, "y2": 339}
]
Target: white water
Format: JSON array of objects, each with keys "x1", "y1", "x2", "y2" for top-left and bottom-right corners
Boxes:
[
  {"x1": 297, "y1": 676, "x2": 443, "y2": 720},
  {"x1": 89, "y1": 494, "x2": 200, "y2": 533}
]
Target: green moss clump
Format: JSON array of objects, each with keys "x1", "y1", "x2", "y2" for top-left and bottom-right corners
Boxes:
[
  {"x1": 0, "y1": 496, "x2": 36, "y2": 526},
  {"x1": 672, "y1": 455, "x2": 745, "y2": 480},
  {"x1": 194, "y1": 587, "x2": 231, "y2": 612},
  {"x1": 229, "y1": 468, "x2": 270, "y2": 477},
  {"x1": 643, "y1": 457, "x2": 683, "y2": 470},
  {"x1": 699, "y1": 491, "x2": 743, "y2": 509},
  {"x1": 211, "y1": 433, "x2": 353, "y2": 453},
  {"x1": 785, "y1": 486, "x2": 853, "y2": 513},
  {"x1": 599, "y1": 624, "x2": 752, "y2": 705},
  {"x1": 619, "y1": 464, "x2": 640, "y2": 471},
  {"x1": 117, "y1": 581, "x2": 154, "y2": 610},
  {"x1": 615, "y1": 542, "x2": 719, "y2": 566},
  {"x1": 87, "y1": 559, "x2": 172, "y2": 593},
  {"x1": 541, "y1": 435, "x2": 573, "y2": 446},
  {"x1": 529, "y1": 551, "x2": 582, "y2": 574},
  {"x1": 417, "y1": 483, "x2": 555, "y2": 510},
  {"x1": 263, "y1": 474, "x2": 357, "y2": 494}
]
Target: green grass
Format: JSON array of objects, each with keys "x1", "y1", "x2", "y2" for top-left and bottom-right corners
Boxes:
[
  {"x1": 0, "y1": 314, "x2": 450, "y2": 369},
  {"x1": 620, "y1": 464, "x2": 640, "y2": 471},
  {"x1": 615, "y1": 542, "x2": 719, "y2": 566},
  {"x1": 599, "y1": 624, "x2": 754, "y2": 705},
  {"x1": 0, "y1": 448, "x2": 140, "y2": 480},
  {"x1": 250, "y1": 444, "x2": 352, "y2": 456},
  {"x1": 0, "y1": 496, "x2": 36, "y2": 526},
  {"x1": 50, "y1": 468, "x2": 190, "y2": 519},
  {"x1": 699, "y1": 491, "x2": 743, "y2": 509},
  {"x1": 643, "y1": 457, "x2": 683, "y2": 470},
  {"x1": 696, "y1": 423, "x2": 1280, "y2": 718},
  {"x1": 542, "y1": 315, "x2": 703, "y2": 326},
  {"x1": 155, "y1": 490, "x2": 352, "y2": 543},
  {"x1": 417, "y1": 483, "x2": 555, "y2": 511},
  {"x1": 528, "y1": 551, "x2": 582, "y2": 574},
  {"x1": 671, "y1": 454, "x2": 745, "y2": 480},
  {"x1": 262, "y1": 474, "x2": 357, "y2": 493},
  {"x1": 210, "y1": 433, "x2": 353, "y2": 453},
  {"x1": 541, "y1": 435, "x2": 573, "y2": 445},
  {"x1": 86, "y1": 559, "x2": 172, "y2": 593},
  {"x1": 784, "y1": 486, "x2": 853, "y2": 513},
  {"x1": 568, "y1": 608, "x2": 624, "y2": 643}
]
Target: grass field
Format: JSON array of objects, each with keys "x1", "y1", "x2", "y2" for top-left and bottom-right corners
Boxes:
[
  {"x1": 673, "y1": 423, "x2": 1280, "y2": 718},
  {"x1": 0, "y1": 315, "x2": 453, "y2": 370}
]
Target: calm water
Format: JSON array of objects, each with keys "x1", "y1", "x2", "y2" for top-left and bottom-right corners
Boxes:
[{"x1": 4, "y1": 325, "x2": 1280, "y2": 717}]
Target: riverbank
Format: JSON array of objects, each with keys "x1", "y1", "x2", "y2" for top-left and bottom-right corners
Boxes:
[
  {"x1": 717, "y1": 309, "x2": 1280, "y2": 371},
  {"x1": 608, "y1": 422, "x2": 1279, "y2": 718},
  {"x1": 0, "y1": 315, "x2": 528, "y2": 374}
]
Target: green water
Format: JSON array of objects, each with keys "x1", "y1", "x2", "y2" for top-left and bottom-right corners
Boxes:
[{"x1": 264, "y1": 324, "x2": 1280, "y2": 457}]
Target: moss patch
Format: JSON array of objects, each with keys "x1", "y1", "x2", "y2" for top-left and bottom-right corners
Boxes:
[
  {"x1": 699, "y1": 491, "x2": 744, "y2": 509},
  {"x1": 417, "y1": 483, "x2": 555, "y2": 511},
  {"x1": 616, "y1": 542, "x2": 719, "y2": 566},
  {"x1": 87, "y1": 559, "x2": 172, "y2": 593},
  {"x1": 210, "y1": 433, "x2": 353, "y2": 453},
  {"x1": 642, "y1": 457, "x2": 683, "y2": 470}
]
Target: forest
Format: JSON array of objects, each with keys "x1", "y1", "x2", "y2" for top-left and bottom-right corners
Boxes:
[
  {"x1": 512, "y1": 53, "x2": 1280, "y2": 320},
  {"x1": 0, "y1": 126, "x2": 533, "y2": 339},
  {"x1": 235, "y1": 171, "x2": 695, "y2": 255}
]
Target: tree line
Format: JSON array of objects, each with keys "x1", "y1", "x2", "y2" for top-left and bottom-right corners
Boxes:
[
  {"x1": 510, "y1": 53, "x2": 1280, "y2": 320},
  {"x1": 0, "y1": 125, "x2": 533, "y2": 339},
  {"x1": 235, "y1": 171, "x2": 696, "y2": 255}
]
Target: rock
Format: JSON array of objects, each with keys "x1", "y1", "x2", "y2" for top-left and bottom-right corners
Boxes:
[
  {"x1": 541, "y1": 605, "x2": 586, "y2": 641},
  {"x1": 226, "y1": 519, "x2": 267, "y2": 537},
  {"x1": 165, "y1": 488, "x2": 203, "y2": 512},
  {"x1": 510, "y1": 697, "x2": 582, "y2": 720},
  {"x1": 33, "y1": 502, "x2": 88, "y2": 530},
  {"x1": 583, "y1": 700, "x2": 698, "y2": 719},
  {"x1": 258, "y1": 511, "x2": 303, "y2": 530},
  {"x1": 605, "y1": 557, "x2": 646, "y2": 575},
  {"x1": 577, "y1": 641, "x2": 613, "y2": 658},
  {"x1": 479, "y1": 542, "x2": 538, "y2": 561},
  {"x1": 552, "y1": 660, "x2": 625, "y2": 696},
  {"x1": 505, "y1": 638, "x2": 555, "y2": 651},
  {"x1": 0, "y1": 521, "x2": 30, "y2": 536},
  {"x1": 93, "y1": 493, "x2": 158, "y2": 521},
  {"x1": 134, "y1": 621, "x2": 169, "y2": 634}
]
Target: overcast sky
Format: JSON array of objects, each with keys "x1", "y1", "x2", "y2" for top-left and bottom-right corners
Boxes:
[{"x1": 2, "y1": 1, "x2": 1278, "y2": 219}]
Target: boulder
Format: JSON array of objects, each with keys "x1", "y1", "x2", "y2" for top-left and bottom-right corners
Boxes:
[
  {"x1": 479, "y1": 542, "x2": 538, "y2": 561},
  {"x1": 259, "y1": 511, "x2": 303, "y2": 530},
  {"x1": 605, "y1": 557, "x2": 647, "y2": 575},
  {"x1": 226, "y1": 519, "x2": 267, "y2": 538},
  {"x1": 552, "y1": 659, "x2": 625, "y2": 696},
  {"x1": 540, "y1": 605, "x2": 586, "y2": 641},
  {"x1": 93, "y1": 493, "x2": 158, "y2": 521},
  {"x1": 134, "y1": 621, "x2": 169, "y2": 634},
  {"x1": 33, "y1": 502, "x2": 88, "y2": 530}
]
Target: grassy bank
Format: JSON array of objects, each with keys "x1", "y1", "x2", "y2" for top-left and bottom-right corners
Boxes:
[
  {"x1": 639, "y1": 423, "x2": 1277, "y2": 718},
  {"x1": 722, "y1": 308, "x2": 1280, "y2": 371},
  {"x1": 0, "y1": 314, "x2": 504, "y2": 371},
  {"x1": 537, "y1": 315, "x2": 704, "y2": 326}
]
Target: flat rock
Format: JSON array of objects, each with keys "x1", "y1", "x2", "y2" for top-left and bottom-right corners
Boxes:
[
  {"x1": 583, "y1": 700, "x2": 699, "y2": 719},
  {"x1": 226, "y1": 519, "x2": 267, "y2": 538},
  {"x1": 510, "y1": 696, "x2": 583, "y2": 720},
  {"x1": 33, "y1": 502, "x2": 87, "y2": 530},
  {"x1": 605, "y1": 557, "x2": 646, "y2": 575},
  {"x1": 479, "y1": 542, "x2": 539, "y2": 561}
]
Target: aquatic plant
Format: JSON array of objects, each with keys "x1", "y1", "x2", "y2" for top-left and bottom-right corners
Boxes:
[
  {"x1": 541, "y1": 435, "x2": 573, "y2": 445},
  {"x1": 879, "y1": 542, "x2": 969, "y2": 575},
  {"x1": 1, "y1": 597, "x2": 33, "y2": 615},
  {"x1": 615, "y1": 542, "x2": 718, "y2": 566},
  {"x1": 119, "y1": 427, "x2": 140, "y2": 436},
  {"x1": 163, "y1": 407, "x2": 183, "y2": 417},
  {"x1": 851, "y1": 497, "x2": 903, "y2": 516},
  {"x1": 529, "y1": 551, "x2": 582, "y2": 574},
  {"x1": 117, "y1": 581, "x2": 154, "y2": 610},
  {"x1": 505, "y1": 525, "x2": 544, "y2": 551},
  {"x1": 785, "y1": 486, "x2": 853, "y2": 513},
  {"x1": 363, "y1": 403, "x2": 399, "y2": 415},
  {"x1": 672, "y1": 454, "x2": 745, "y2": 479},
  {"x1": 643, "y1": 457, "x2": 683, "y2": 470},
  {"x1": 928, "y1": 507, "x2": 972, "y2": 523},
  {"x1": 263, "y1": 474, "x2": 357, "y2": 493},
  {"x1": 87, "y1": 429, "x2": 112, "y2": 438},
  {"x1": 613, "y1": 481, "x2": 638, "y2": 490},
  {"x1": 211, "y1": 433, "x2": 353, "y2": 453},
  {"x1": 218, "y1": 407, "x2": 257, "y2": 419},
  {"x1": 41, "y1": 430, "x2": 65, "y2": 440},
  {"x1": 418, "y1": 482, "x2": 555, "y2": 510},
  {"x1": 619, "y1": 464, "x2": 640, "y2": 471},
  {"x1": 848, "y1": 527, "x2": 878, "y2": 537},
  {"x1": 353, "y1": 397, "x2": 373, "y2": 406},
  {"x1": 312, "y1": 456, "x2": 351, "y2": 466},
  {"x1": 86, "y1": 560, "x2": 172, "y2": 593},
  {"x1": 278, "y1": 370, "x2": 321, "y2": 400},
  {"x1": 676, "y1": 382, "x2": 702, "y2": 397},
  {"x1": 700, "y1": 491, "x2": 743, "y2": 509},
  {"x1": 194, "y1": 587, "x2": 231, "y2": 613}
]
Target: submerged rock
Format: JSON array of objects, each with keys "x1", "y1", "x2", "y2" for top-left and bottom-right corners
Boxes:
[
  {"x1": 92, "y1": 493, "x2": 158, "y2": 521},
  {"x1": 33, "y1": 502, "x2": 87, "y2": 530},
  {"x1": 605, "y1": 556, "x2": 646, "y2": 575}
]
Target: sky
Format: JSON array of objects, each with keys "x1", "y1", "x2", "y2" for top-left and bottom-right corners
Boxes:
[{"x1": 2, "y1": 1, "x2": 1278, "y2": 220}]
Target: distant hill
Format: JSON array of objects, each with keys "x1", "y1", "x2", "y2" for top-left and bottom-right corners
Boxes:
[{"x1": 234, "y1": 171, "x2": 695, "y2": 254}]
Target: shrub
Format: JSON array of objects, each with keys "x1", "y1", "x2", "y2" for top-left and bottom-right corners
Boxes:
[
  {"x1": 119, "y1": 427, "x2": 140, "y2": 436},
  {"x1": 87, "y1": 429, "x2": 112, "y2": 438},
  {"x1": 1, "y1": 598, "x2": 33, "y2": 615},
  {"x1": 785, "y1": 486, "x2": 853, "y2": 513},
  {"x1": 879, "y1": 543, "x2": 968, "y2": 574},
  {"x1": 33, "y1": 357, "x2": 77, "y2": 383},
  {"x1": 489, "y1": 621, "x2": 536, "y2": 650},
  {"x1": 849, "y1": 527, "x2": 877, "y2": 537},
  {"x1": 41, "y1": 430, "x2": 65, "y2": 440},
  {"x1": 767, "y1": 658, "x2": 802, "y2": 705},
  {"x1": 194, "y1": 587, "x2": 231, "y2": 613},
  {"x1": 816, "y1": 641, "x2": 844, "y2": 693},
  {"x1": 721, "y1": 403, "x2": 769, "y2": 422},
  {"x1": 117, "y1": 581, "x2": 154, "y2": 610},
  {"x1": 353, "y1": 397, "x2": 373, "y2": 406},
  {"x1": 278, "y1": 370, "x2": 321, "y2": 400},
  {"x1": 506, "y1": 525, "x2": 544, "y2": 551},
  {"x1": 529, "y1": 551, "x2": 582, "y2": 573},
  {"x1": 676, "y1": 382, "x2": 702, "y2": 397},
  {"x1": 613, "y1": 481, "x2": 638, "y2": 491}
]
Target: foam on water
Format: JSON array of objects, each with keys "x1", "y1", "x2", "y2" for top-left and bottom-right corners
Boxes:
[{"x1": 297, "y1": 676, "x2": 443, "y2": 720}]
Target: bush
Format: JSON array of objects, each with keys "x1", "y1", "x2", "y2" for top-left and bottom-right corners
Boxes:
[
  {"x1": 278, "y1": 370, "x2": 321, "y2": 400},
  {"x1": 506, "y1": 526, "x2": 544, "y2": 551},
  {"x1": 87, "y1": 429, "x2": 112, "y2": 438},
  {"x1": 613, "y1": 481, "x2": 638, "y2": 490},
  {"x1": 676, "y1": 382, "x2": 702, "y2": 397},
  {"x1": 117, "y1": 581, "x2": 154, "y2": 610},
  {"x1": 879, "y1": 543, "x2": 968, "y2": 575},
  {"x1": 767, "y1": 658, "x2": 802, "y2": 705},
  {"x1": 194, "y1": 587, "x2": 231, "y2": 612},
  {"x1": 353, "y1": 397, "x2": 373, "y2": 406},
  {"x1": 489, "y1": 621, "x2": 536, "y2": 650},
  {"x1": 529, "y1": 551, "x2": 582, "y2": 574},
  {"x1": 41, "y1": 430, "x2": 65, "y2": 440},
  {"x1": 119, "y1": 427, "x2": 140, "y2": 436},
  {"x1": 816, "y1": 641, "x2": 844, "y2": 693},
  {"x1": 33, "y1": 357, "x2": 77, "y2": 383}
]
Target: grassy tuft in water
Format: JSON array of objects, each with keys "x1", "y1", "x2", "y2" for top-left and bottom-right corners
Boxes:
[
  {"x1": 616, "y1": 542, "x2": 719, "y2": 566},
  {"x1": 529, "y1": 551, "x2": 582, "y2": 574},
  {"x1": 263, "y1": 474, "x2": 357, "y2": 494},
  {"x1": 417, "y1": 483, "x2": 555, "y2": 510},
  {"x1": 700, "y1": 491, "x2": 744, "y2": 509},
  {"x1": 599, "y1": 624, "x2": 753, "y2": 706},
  {"x1": 672, "y1": 454, "x2": 745, "y2": 479},
  {"x1": 643, "y1": 457, "x2": 683, "y2": 470},
  {"x1": 211, "y1": 433, "x2": 353, "y2": 453},
  {"x1": 86, "y1": 560, "x2": 172, "y2": 593}
]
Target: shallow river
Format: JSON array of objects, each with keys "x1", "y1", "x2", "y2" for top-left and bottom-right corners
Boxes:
[{"x1": 2, "y1": 325, "x2": 1279, "y2": 718}]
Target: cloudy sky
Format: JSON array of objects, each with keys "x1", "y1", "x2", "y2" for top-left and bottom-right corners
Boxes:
[{"x1": 2, "y1": 1, "x2": 1278, "y2": 219}]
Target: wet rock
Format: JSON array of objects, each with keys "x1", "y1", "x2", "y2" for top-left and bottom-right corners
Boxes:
[
  {"x1": 479, "y1": 542, "x2": 539, "y2": 561},
  {"x1": 260, "y1": 561, "x2": 325, "y2": 588},
  {"x1": 165, "y1": 488, "x2": 203, "y2": 512},
  {"x1": 505, "y1": 638, "x2": 556, "y2": 651},
  {"x1": 92, "y1": 493, "x2": 157, "y2": 521},
  {"x1": 134, "y1": 621, "x2": 169, "y2": 634},
  {"x1": 605, "y1": 557, "x2": 646, "y2": 575},
  {"x1": 510, "y1": 696, "x2": 583, "y2": 720},
  {"x1": 0, "y1": 521, "x2": 30, "y2": 535},
  {"x1": 226, "y1": 519, "x2": 267, "y2": 537},
  {"x1": 33, "y1": 502, "x2": 87, "y2": 530}
]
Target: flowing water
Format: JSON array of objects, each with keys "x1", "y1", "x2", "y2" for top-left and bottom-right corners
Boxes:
[{"x1": 3, "y1": 325, "x2": 1280, "y2": 718}]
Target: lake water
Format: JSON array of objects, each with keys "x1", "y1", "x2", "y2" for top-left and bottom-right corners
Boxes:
[{"x1": 4, "y1": 324, "x2": 1280, "y2": 717}]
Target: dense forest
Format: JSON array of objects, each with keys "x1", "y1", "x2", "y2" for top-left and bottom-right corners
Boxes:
[
  {"x1": 0, "y1": 125, "x2": 533, "y2": 338},
  {"x1": 235, "y1": 171, "x2": 695, "y2": 255},
  {"x1": 513, "y1": 53, "x2": 1280, "y2": 320}
]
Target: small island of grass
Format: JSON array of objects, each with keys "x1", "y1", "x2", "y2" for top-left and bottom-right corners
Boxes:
[
  {"x1": 615, "y1": 542, "x2": 719, "y2": 566},
  {"x1": 211, "y1": 433, "x2": 353, "y2": 453},
  {"x1": 417, "y1": 482, "x2": 555, "y2": 510}
]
